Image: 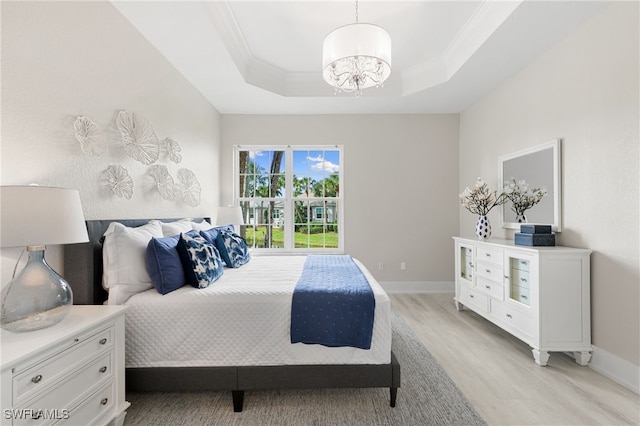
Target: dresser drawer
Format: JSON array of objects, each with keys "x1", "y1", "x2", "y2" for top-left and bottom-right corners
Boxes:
[
  {"x1": 15, "y1": 352, "x2": 113, "y2": 426},
  {"x1": 57, "y1": 381, "x2": 114, "y2": 426},
  {"x1": 490, "y1": 300, "x2": 533, "y2": 337},
  {"x1": 475, "y1": 261, "x2": 503, "y2": 283},
  {"x1": 14, "y1": 326, "x2": 113, "y2": 405},
  {"x1": 512, "y1": 258, "x2": 530, "y2": 272},
  {"x1": 476, "y1": 276, "x2": 504, "y2": 300},
  {"x1": 510, "y1": 285, "x2": 531, "y2": 306},
  {"x1": 510, "y1": 269, "x2": 531, "y2": 290},
  {"x1": 476, "y1": 246, "x2": 503, "y2": 266},
  {"x1": 459, "y1": 284, "x2": 488, "y2": 313}
]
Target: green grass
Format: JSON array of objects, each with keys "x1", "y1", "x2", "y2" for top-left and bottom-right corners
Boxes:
[{"x1": 244, "y1": 226, "x2": 338, "y2": 248}]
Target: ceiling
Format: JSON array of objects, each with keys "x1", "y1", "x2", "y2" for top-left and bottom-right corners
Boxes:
[{"x1": 111, "y1": 1, "x2": 610, "y2": 115}]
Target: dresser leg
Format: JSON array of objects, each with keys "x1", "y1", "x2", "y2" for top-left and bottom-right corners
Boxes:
[
  {"x1": 574, "y1": 351, "x2": 592, "y2": 366},
  {"x1": 532, "y1": 349, "x2": 550, "y2": 366},
  {"x1": 454, "y1": 298, "x2": 464, "y2": 311}
]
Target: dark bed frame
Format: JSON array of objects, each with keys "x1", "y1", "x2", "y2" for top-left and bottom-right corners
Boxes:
[{"x1": 64, "y1": 218, "x2": 400, "y2": 412}]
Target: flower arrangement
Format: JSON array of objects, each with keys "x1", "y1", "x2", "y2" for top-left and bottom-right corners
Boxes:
[
  {"x1": 503, "y1": 178, "x2": 547, "y2": 217},
  {"x1": 459, "y1": 178, "x2": 508, "y2": 216}
]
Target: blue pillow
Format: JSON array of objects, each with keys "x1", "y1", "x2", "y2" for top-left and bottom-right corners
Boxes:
[
  {"x1": 176, "y1": 232, "x2": 224, "y2": 288},
  {"x1": 145, "y1": 235, "x2": 185, "y2": 295},
  {"x1": 215, "y1": 228, "x2": 250, "y2": 268}
]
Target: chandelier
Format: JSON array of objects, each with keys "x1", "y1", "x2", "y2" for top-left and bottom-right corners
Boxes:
[{"x1": 322, "y1": 0, "x2": 392, "y2": 96}]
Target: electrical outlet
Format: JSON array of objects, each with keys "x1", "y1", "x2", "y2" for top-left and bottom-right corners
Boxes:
[
  {"x1": 378, "y1": 262, "x2": 384, "y2": 271},
  {"x1": 400, "y1": 262, "x2": 406, "y2": 270}
]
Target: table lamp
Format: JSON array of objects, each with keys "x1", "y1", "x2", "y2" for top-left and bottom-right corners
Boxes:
[
  {"x1": 1, "y1": 186, "x2": 89, "y2": 332},
  {"x1": 216, "y1": 205, "x2": 245, "y2": 230}
]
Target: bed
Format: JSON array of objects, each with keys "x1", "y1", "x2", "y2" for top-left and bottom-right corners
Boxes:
[{"x1": 63, "y1": 218, "x2": 400, "y2": 412}]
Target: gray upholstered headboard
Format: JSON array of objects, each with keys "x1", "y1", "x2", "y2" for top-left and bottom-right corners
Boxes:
[{"x1": 64, "y1": 218, "x2": 210, "y2": 305}]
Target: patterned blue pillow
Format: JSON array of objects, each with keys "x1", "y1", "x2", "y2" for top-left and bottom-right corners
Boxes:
[
  {"x1": 215, "y1": 229, "x2": 250, "y2": 268},
  {"x1": 176, "y1": 233, "x2": 224, "y2": 288}
]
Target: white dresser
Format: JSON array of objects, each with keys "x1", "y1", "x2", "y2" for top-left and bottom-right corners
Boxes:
[
  {"x1": 1, "y1": 306, "x2": 129, "y2": 426},
  {"x1": 453, "y1": 237, "x2": 592, "y2": 366}
]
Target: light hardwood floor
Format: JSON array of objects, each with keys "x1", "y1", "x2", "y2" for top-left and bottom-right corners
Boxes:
[{"x1": 390, "y1": 293, "x2": 639, "y2": 426}]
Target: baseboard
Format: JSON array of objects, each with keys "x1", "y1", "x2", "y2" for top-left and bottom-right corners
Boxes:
[
  {"x1": 589, "y1": 345, "x2": 640, "y2": 394},
  {"x1": 380, "y1": 281, "x2": 454, "y2": 294}
]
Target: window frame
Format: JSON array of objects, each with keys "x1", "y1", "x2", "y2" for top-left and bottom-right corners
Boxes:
[{"x1": 233, "y1": 145, "x2": 344, "y2": 253}]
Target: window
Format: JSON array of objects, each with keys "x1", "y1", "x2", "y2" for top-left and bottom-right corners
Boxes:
[{"x1": 234, "y1": 145, "x2": 343, "y2": 252}]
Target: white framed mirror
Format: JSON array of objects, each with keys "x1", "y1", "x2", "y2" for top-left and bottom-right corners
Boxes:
[{"x1": 499, "y1": 139, "x2": 561, "y2": 231}]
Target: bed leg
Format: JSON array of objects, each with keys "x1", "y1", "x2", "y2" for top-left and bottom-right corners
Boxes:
[
  {"x1": 232, "y1": 390, "x2": 244, "y2": 412},
  {"x1": 390, "y1": 387, "x2": 398, "y2": 407}
]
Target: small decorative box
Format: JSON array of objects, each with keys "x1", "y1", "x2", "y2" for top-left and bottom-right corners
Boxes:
[
  {"x1": 520, "y1": 224, "x2": 552, "y2": 234},
  {"x1": 515, "y1": 232, "x2": 556, "y2": 246}
]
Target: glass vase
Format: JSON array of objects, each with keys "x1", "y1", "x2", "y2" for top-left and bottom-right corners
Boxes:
[
  {"x1": 1, "y1": 246, "x2": 73, "y2": 332},
  {"x1": 475, "y1": 215, "x2": 492, "y2": 240}
]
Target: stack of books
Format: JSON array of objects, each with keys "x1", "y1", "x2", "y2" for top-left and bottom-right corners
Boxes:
[{"x1": 514, "y1": 224, "x2": 555, "y2": 246}]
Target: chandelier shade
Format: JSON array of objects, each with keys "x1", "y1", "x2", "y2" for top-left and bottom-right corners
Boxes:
[{"x1": 322, "y1": 23, "x2": 392, "y2": 95}]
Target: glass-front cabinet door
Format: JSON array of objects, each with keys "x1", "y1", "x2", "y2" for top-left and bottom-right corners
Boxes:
[
  {"x1": 459, "y1": 244, "x2": 474, "y2": 286},
  {"x1": 505, "y1": 252, "x2": 535, "y2": 308}
]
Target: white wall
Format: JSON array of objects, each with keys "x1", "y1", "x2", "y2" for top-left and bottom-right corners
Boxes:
[
  {"x1": 221, "y1": 114, "x2": 460, "y2": 288},
  {"x1": 459, "y1": 2, "x2": 639, "y2": 371},
  {"x1": 1, "y1": 1, "x2": 221, "y2": 282}
]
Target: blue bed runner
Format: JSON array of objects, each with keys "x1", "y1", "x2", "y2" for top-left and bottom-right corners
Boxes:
[{"x1": 290, "y1": 255, "x2": 375, "y2": 350}]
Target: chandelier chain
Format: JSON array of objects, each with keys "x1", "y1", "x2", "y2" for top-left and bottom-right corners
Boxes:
[{"x1": 355, "y1": 0, "x2": 359, "y2": 23}]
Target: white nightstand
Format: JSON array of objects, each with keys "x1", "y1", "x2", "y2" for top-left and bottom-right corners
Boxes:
[{"x1": 1, "y1": 305, "x2": 129, "y2": 426}]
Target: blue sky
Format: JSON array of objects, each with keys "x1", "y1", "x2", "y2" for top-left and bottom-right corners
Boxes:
[{"x1": 250, "y1": 149, "x2": 340, "y2": 180}]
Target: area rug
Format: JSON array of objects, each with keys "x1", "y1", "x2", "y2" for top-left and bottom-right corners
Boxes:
[{"x1": 124, "y1": 311, "x2": 486, "y2": 425}]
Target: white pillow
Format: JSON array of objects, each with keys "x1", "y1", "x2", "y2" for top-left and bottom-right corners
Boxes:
[
  {"x1": 150, "y1": 219, "x2": 194, "y2": 237},
  {"x1": 102, "y1": 220, "x2": 163, "y2": 305},
  {"x1": 191, "y1": 219, "x2": 213, "y2": 231}
]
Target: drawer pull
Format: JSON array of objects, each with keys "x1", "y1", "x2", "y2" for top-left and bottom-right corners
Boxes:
[
  {"x1": 99, "y1": 366, "x2": 108, "y2": 373},
  {"x1": 485, "y1": 285, "x2": 491, "y2": 289},
  {"x1": 31, "y1": 374, "x2": 43, "y2": 384},
  {"x1": 469, "y1": 294, "x2": 474, "y2": 298},
  {"x1": 520, "y1": 278, "x2": 528, "y2": 283},
  {"x1": 485, "y1": 269, "x2": 491, "y2": 273},
  {"x1": 485, "y1": 253, "x2": 491, "y2": 257},
  {"x1": 99, "y1": 338, "x2": 108, "y2": 345},
  {"x1": 506, "y1": 313, "x2": 513, "y2": 319},
  {"x1": 74, "y1": 338, "x2": 80, "y2": 343},
  {"x1": 521, "y1": 295, "x2": 528, "y2": 300},
  {"x1": 100, "y1": 398, "x2": 109, "y2": 406}
]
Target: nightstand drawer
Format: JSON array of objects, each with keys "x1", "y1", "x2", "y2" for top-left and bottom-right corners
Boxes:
[
  {"x1": 14, "y1": 326, "x2": 113, "y2": 405},
  {"x1": 15, "y1": 352, "x2": 113, "y2": 425},
  {"x1": 58, "y1": 381, "x2": 114, "y2": 426}
]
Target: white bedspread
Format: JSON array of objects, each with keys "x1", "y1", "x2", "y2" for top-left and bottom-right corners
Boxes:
[{"x1": 124, "y1": 255, "x2": 392, "y2": 368}]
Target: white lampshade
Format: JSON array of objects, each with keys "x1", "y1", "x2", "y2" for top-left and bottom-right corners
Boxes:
[
  {"x1": 322, "y1": 23, "x2": 392, "y2": 92},
  {"x1": 216, "y1": 206, "x2": 245, "y2": 227},
  {"x1": 1, "y1": 186, "x2": 89, "y2": 248}
]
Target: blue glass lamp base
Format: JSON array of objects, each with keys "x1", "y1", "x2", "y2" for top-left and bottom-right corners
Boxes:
[{"x1": 1, "y1": 246, "x2": 73, "y2": 333}]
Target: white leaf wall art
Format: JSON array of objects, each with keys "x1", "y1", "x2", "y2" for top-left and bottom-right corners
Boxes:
[
  {"x1": 164, "y1": 138, "x2": 183, "y2": 163},
  {"x1": 177, "y1": 168, "x2": 201, "y2": 207},
  {"x1": 116, "y1": 110, "x2": 160, "y2": 165},
  {"x1": 73, "y1": 116, "x2": 107, "y2": 156},
  {"x1": 103, "y1": 165, "x2": 134, "y2": 200},
  {"x1": 148, "y1": 164, "x2": 175, "y2": 201}
]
